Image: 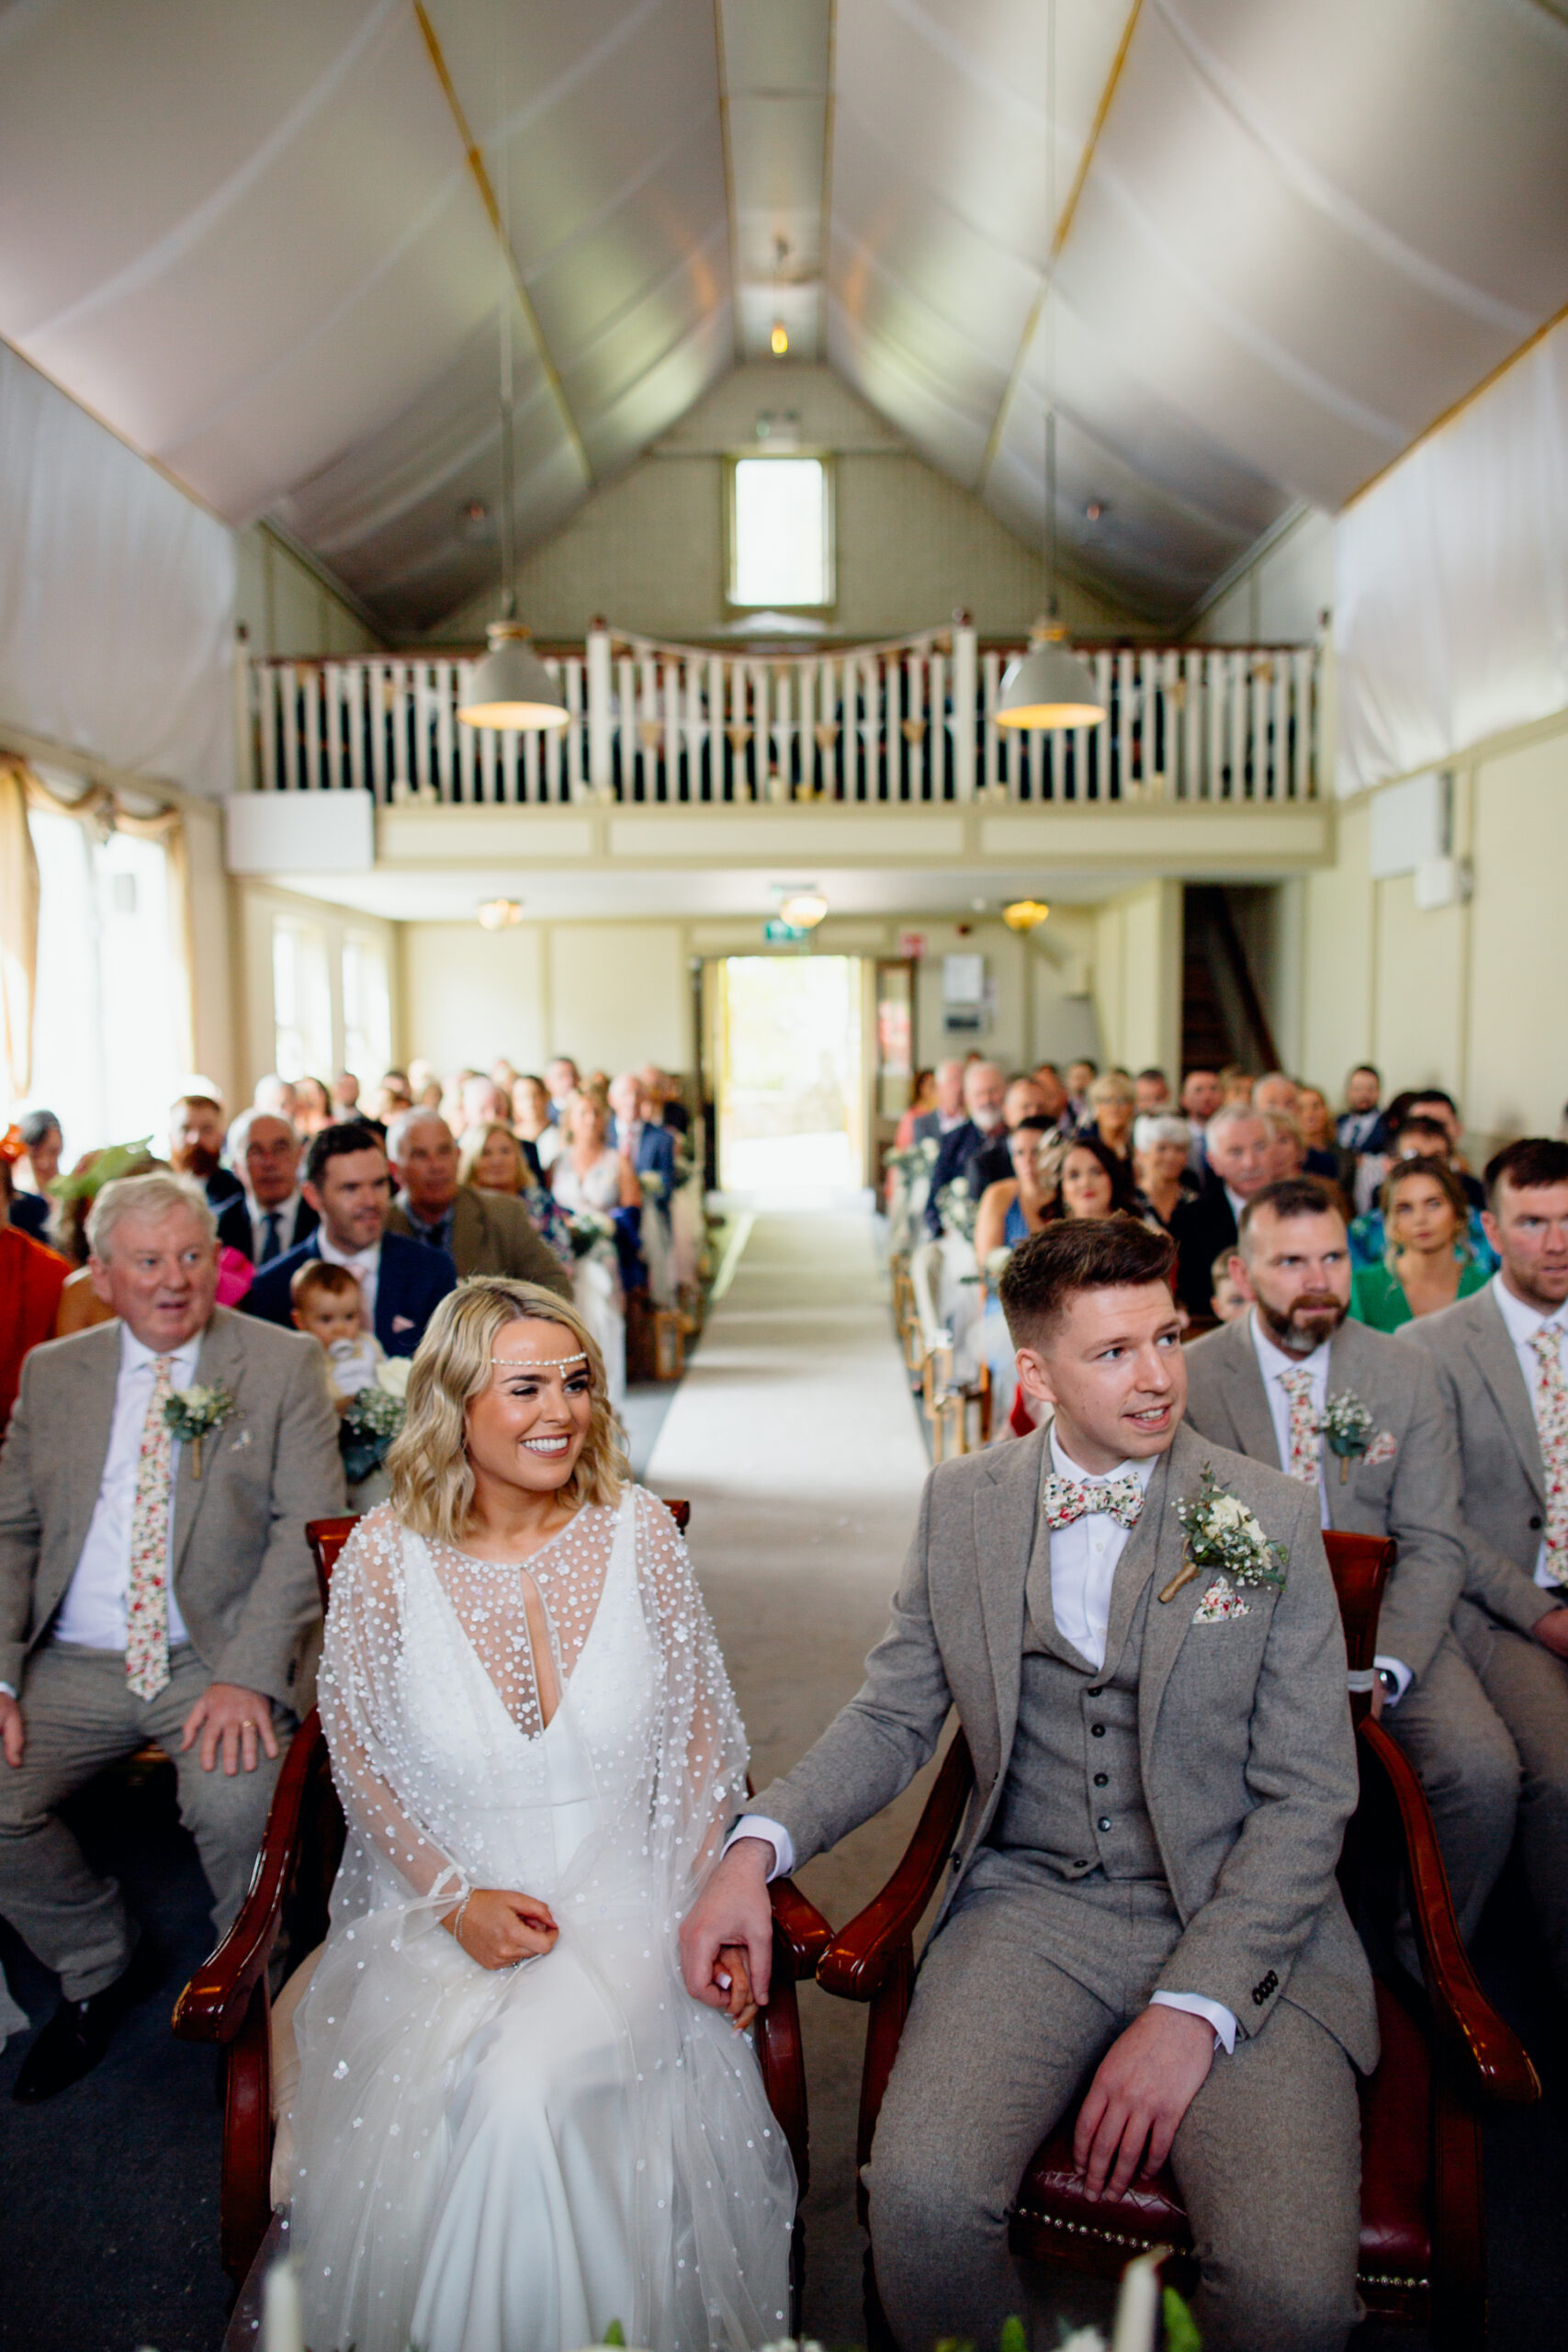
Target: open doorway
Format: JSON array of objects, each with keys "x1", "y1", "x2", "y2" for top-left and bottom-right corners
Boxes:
[{"x1": 710, "y1": 956, "x2": 864, "y2": 1194}]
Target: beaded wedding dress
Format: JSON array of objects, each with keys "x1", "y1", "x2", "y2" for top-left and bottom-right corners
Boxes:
[{"x1": 288, "y1": 1487, "x2": 794, "y2": 2352}]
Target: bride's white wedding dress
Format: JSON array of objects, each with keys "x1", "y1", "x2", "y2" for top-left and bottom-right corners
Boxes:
[
  {"x1": 288, "y1": 1487, "x2": 794, "y2": 2352},
  {"x1": 551, "y1": 1149, "x2": 628, "y2": 1408}
]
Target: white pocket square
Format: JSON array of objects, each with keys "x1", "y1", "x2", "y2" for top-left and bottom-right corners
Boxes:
[
  {"x1": 1192, "y1": 1576, "x2": 1249, "y2": 1624},
  {"x1": 228, "y1": 1428, "x2": 252, "y2": 1451},
  {"x1": 391, "y1": 1315, "x2": 415, "y2": 1333}
]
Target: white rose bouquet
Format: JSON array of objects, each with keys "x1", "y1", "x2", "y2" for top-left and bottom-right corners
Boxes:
[{"x1": 341, "y1": 1359, "x2": 410, "y2": 1484}]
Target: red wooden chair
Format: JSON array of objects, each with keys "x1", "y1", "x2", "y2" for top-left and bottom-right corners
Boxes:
[
  {"x1": 815, "y1": 1531, "x2": 1540, "y2": 2352},
  {"x1": 173, "y1": 1508, "x2": 831, "y2": 2333}
]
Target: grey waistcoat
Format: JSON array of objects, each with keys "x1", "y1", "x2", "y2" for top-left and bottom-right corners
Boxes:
[{"x1": 986, "y1": 1579, "x2": 1165, "y2": 1883}]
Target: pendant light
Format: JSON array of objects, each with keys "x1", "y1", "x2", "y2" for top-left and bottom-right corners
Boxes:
[
  {"x1": 458, "y1": 5, "x2": 567, "y2": 733},
  {"x1": 996, "y1": 0, "x2": 1104, "y2": 735}
]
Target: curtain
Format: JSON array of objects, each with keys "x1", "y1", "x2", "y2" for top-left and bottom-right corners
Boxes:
[{"x1": 0, "y1": 757, "x2": 40, "y2": 1098}]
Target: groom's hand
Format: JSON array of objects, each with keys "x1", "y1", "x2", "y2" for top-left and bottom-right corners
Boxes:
[
  {"x1": 681, "y1": 1837, "x2": 774, "y2": 2014},
  {"x1": 1072, "y1": 2004, "x2": 1216, "y2": 2200}
]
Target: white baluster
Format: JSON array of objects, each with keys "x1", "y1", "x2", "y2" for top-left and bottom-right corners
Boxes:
[
  {"x1": 1293, "y1": 647, "x2": 1315, "y2": 797},
  {"x1": 617, "y1": 655, "x2": 636, "y2": 801},
  {"x1": 432, "y1": 659, "x2": 453, "y2": 799},
  {"x1": 952, "y1": 611, "x2": 976, "y2": 802},
  {"x1": 586, "y1": 622, "x2": 613, "y2": 797},
  {"x1": 301, "y1": 664, "x2": 321, "y2": 790},
  {"x1": 981, "y1": 650, "x2": 1000, "y2": 797},
  {"x1": 523, "y1": 718, "x2": 540, "y2": 805},
  {"x1": 257, "y1": 664, "x2": 278, "y2": 793}
]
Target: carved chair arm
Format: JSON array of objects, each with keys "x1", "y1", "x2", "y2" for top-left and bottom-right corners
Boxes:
[
  {"x1": 769, "y1": 1875, "x2": 832, "y2": 1979},
  {"x1": 1358, "y1": 1714, "x2": 1539, "y2": 2107},
  {"x1": 816, "y1": 1734, "x2": 973, "y2": 2001},
  {"x1": 173, "y1": 1712, "x2": 324, "y2": 2046}
]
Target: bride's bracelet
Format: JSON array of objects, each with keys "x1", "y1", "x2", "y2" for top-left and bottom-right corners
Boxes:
[{"x1": 448, "y1": 1890, "x2": 474, "y2": 1951}]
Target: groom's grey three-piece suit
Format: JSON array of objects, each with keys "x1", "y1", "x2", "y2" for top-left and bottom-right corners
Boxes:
[{"x1": 753, "y1": 1420, "x2": 1375, "y2": 2352}]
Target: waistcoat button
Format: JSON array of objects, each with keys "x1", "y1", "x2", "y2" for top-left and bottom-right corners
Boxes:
[
  {"x1": 1090, "y1": 1723, "x2": 1106, "y2": 1736},
  {"x1": 1093, "y1": 1772, "x2": 1108, "y2": 1787},
  {"x1": 1097, "y1": 1817, "x2": 1111, "y2": 1832}
]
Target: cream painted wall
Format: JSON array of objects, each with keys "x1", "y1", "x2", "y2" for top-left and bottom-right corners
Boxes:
[
  {"x1": 1191, "y1": 508, "x2": 1333, "y2": 646},
  {"x1": 233, "y1": 879, "x2": 400, "y2": 1101},
  {"x1": 1464, "y1": 725, "x2": 1568, "y2": 1138},
  {"x1": 234, "y1": 524, "x2": 381, "y2": 660},
  {"x1": 401, "y1": 922, "x2": 689, "y2": 1085},
  {"x1": 425, "y1": 365, "x2": 1148, "y2": 648},
  {"x1": 1091, "y1": 882, "x2": 1181, "y2": 1077}
]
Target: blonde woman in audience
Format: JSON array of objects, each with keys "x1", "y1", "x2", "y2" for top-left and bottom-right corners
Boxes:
[
  {"x1": 512, "y1": 1072, "x2": 563, "y2": 1172},
  {"x1": 1131, "y1": 1112, "x2": 1195, "y2": 1230},
  {"x1": 551, "y1": 1093, "x2": 639, "y2": 1408},
  {"x1": 1081, "y1": 1069, "x2": 1135, "y2": 1159},
  {"x1": 1349, "y1": 1154, "x2": 1488, "y2": 1330},
  {"x1": 458, "y1": 1120, "x2": 534, "y2": 1196},
  {"x1": 288, "y1": 1280, "x2": 793, "y2": 2352}
]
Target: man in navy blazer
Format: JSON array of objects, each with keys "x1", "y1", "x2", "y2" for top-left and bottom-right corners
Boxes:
[
  {"x1": 243, "y1": 1123, "x2": 455, "y2": 1355},
  {"x1": 924, "y1": 1060, "x2": 1007, "y2": 1236},
  {"x1": 609, "y1": 1073, "x2": 678, "y2": 1214}
]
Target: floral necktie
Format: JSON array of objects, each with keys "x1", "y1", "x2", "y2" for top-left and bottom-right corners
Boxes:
[
  {"x1": 1042, "y1": 1474, "x2": 1145, "y2": 1531},
  {"x1": 1527, "y1": 1326, "x2": 1568, "y2": 1587},
  {"x1": 125, "y1": 1355, "x2": 176, "y2": 1701},
  {"x1": 1279, "y1": 1365, "x2": 1320, "y2": 1484}
]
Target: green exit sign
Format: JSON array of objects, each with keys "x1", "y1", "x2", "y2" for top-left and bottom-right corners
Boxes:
[{"x1": 762, "y1": 919, "x2": 807, "y2": 944}]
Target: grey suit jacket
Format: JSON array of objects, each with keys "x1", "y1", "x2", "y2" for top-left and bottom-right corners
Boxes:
[
  {"x1": 0, "y1": 1307, "x2": 345, "y2": 1703},
  {"x1": 753, "y1": 1419, "x2": 1377, "y2": 2067},
  {"x1": 389, "y1": 1187, "x2": 572, "y2": 1300},
  {"x1": 1181, "y1": 1313, "x2": 1464, "y2": 1684},
  {"x1": 1403, "y1": 1283, "x2": 1559, "y2": 1638}
]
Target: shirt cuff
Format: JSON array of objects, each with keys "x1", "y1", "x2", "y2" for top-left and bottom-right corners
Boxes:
[
  {"x1": 1372, "y1": 1654, "x2": 1413, "y2": 1704},
  {"x1": 0, "y1": 1681, "x2": 15, "y2": 1700},
  {"x1": 1150, "y1": 1990, "x2": 1237, "y2": 2054},
  {"x1": 723, "y1": 1814, "x2": 794, "y2": 1881}
]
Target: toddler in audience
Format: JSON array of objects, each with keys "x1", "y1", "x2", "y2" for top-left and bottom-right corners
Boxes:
[
  {"x1": 1209, "y1": 1249, "x2": 1248, "y2": 1323},
  {"x1": 289, "y1": 1260, "x2": 383, "y2": 1406}
]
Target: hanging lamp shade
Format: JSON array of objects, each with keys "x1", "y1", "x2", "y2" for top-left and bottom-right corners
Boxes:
[
  {"x1": 457, "y1": 622, "x2": 569, "y2": 730},
  {"x1": 995, "y1": 621, "x2": 1105, "y2": 730}
]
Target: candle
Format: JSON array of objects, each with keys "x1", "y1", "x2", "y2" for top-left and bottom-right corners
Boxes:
[
  {"x1": 1110, "y1": 2251, "x2": 1162, "y2": 2352},
  {"x1": 262, "y1": 2255, "x2": 305, "y2": 2352}
]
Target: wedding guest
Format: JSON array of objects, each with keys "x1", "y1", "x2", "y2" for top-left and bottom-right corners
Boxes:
[
  {"x1": 489, "y1": 1055, "x2": 519, "y2": 1099},
  {"x1": 1131, "y1": 1114, "x2": 1195, "y2": 1231},
  {"x1": 0, "y1": 1149, "x2": 70, "y2": 1435},
  {"x1": 1405, "y1": 1138, "x2": 1568, "y2": 1997},
  {"x1": 513, "y1": 1074, "x2": 563, "y2": 1173},
  {"x1": 894, "y1": 1069, "x2": 937, "y2": 1150},
  {"x1": 551, "y1": 1095, "x2": 638, "y2": 1407},
  {"x1": 9, "y1": 1111, "x2": 62, "y2": 1243},
  {"x1": 330, "y1": 1071, "x2": 361, "y2": 1118},
  {"x1": 689, "y1": 1218, "x2": 1373, "y2": 2352},
  {"x1": 1252, "y1": 1071, "x2": 1300, "y2": 1122},
  {"x1": 0, "y1": 1171, "x2": 343, "y2": 2101},
  {"x1": 293, "y1": 1077, "x2": 333, "y2": 1137},
  {"x1": 456, "y1": 1074, "x2": 510, "y2": 1136},
  {"x1": 1064, "y1": 1057, "x2": 1097, "y2": 1126},
  {"x1": 1031, "y1": 1062, "x2": 1074, "y2": 1135},
  {"x1": 1337, "y1": 1065, "x2": 1388, "y2": 1157},
  {"x1": 967, "y1": 1074, "x2": 1049, "y2": 1192},
  {"x1": 1183, "y1": 1180, "x2": 1476, "y2": 1947},
  {"x1": 387, "y1": 1112, "x2": 570, "y2": 1297},
  {"x1": 608, "y1": 1071, "x2": 679, "y2": 1206},
  {"x1": 458, "y1": 1121, "x2": 539, "y2": 1196},
  {"x1": 1351, "y1": 1114, "x2": 1496, "y2": 1266},
  {"x1": 1295, "y1": 1086, "x2": 1354, "y2": 1188},
  {"x1": 546, "y1": 1057, "x2": 581, "y2": 1124},
  {"x1": 1180, "y1": 1068, "x2": 1223, "y2": 1177},
  {"x1": 1134, "y1": 1068, "x2": 1170, "y2": 1114},
  {"x1": 254, "y1": 1074, "x2": 298, "y2": 1122},
  {"x1": 169, "y1": 1090, "x2": 243, "y2": 1213},
  {"x1": 1081, "y1": 1071, "x2": 1135, "y2": 1160},
  {"x1": 1219, "y1": 1063, "x2": 1256, "y2": 1106},
  {"x1": 1210, "y1": 1250, "x2": 1247, "y2": 1323},
  {"x1": 1169, "y1": 1105, "x2": 1271, "y2": 1316},
  {"x1": 377, "y1": 1069, "x2": 414, "y2": 1124},
  {"x1": 926, "y1": 1062, "x2": 1008, "y2": 1235},
  {"x1": 913, "y1": 1060, "x2": 968, "y2": 1146},
  {"x1": 218, "y1": 1108, "x2": 318, "y2": 1266},
  {"x1": 1404, "y1": 1090, "x2": 1480, "y2": 1203},
  {"x1": 406, "y1": 1059, "x2": 442, "y2": 1111},
  {"x1": 288, "y1": 1260, "x2": 383, "y2": 1407},
  {"x1": 1351, "y1": 1159, "x2": 1489, "y2": 1331},
  {"x1": 1261, "y1": 1108, "x2": 1306, "y2": 1182},
  {"x1": 247, "y1": 1124, "x2": 456, "y2": 1356},
  {"x1": 973, "y1": 1119, "x2": 1062, "y2": 1264},
  {"x1": 639, "y1": 1064, "x2": 691, "y2": 1137}
]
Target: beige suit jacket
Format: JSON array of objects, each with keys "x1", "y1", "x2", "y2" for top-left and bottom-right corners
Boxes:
[
  {"x1": 388, "y1": 1187, "x2": 572, "y2": 1299},
  {"x1": 1182, "y1": 1311, "x2": 1464, "y2": 1683},
  {"x1": 0, "y1": 1307, "x2": 344, "y2": 1702},
  {"x1": 1403, "y1": 1283, "x2": 1560, "y2": 1637},
  {"x1": 753, "y1": 1419, "x2": 1377, "y2": 2068}
]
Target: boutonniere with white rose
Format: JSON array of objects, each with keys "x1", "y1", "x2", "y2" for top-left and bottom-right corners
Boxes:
[
  {"x1": 1159, "y1": 1463, "x2": 1289, "y2": 1605},
  {"x1": 163, "y1": 1381, "x2": 237, "y2": 1479},
  {"x1": 1316, "y1": 1390, "x2": 1397, "y2": 1483}
]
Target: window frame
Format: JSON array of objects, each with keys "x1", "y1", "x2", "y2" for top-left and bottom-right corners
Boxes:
[{"x1": 723, "y1": 452, "x2": 837, "y2": 615}]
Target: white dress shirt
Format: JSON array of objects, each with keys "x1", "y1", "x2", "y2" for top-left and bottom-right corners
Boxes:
[
  {"x1": 731, "y1": 1428, "x2": 1237, "y2": 2051},
  {"x1": 1490, "y1": 1273, "x2": 1568, "y2": 1588},
  {"x1": 51, "y1": 1326, "x2": 198, "y2": 1652},
  {"x1": 249, "y1": 1189, "x2": 302, "y2": 1265},
  {"x1": 315, "y1": 1231, "x2": 381, "y2": 1330},
  {"x1": 1224, "y1": 1184, "x2": 1247, "y2": 1227}
]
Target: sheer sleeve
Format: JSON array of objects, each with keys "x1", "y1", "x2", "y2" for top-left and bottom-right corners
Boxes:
[
  {"x1": 632, "y1": 1487, "x2": 751, "y2": 1888},
  {"x1": 319, "y1": 1507, "x2": 468, "y2": 1909}
]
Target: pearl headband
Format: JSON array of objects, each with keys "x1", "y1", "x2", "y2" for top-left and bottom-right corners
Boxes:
[{"x1": 491, "y1": 1351, "x2": 588, "y2": 1373}]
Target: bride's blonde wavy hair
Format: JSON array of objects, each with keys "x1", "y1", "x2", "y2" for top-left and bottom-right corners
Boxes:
[{"x1": 387, "y1": 1277, "x2": 627, "y2": 1544}]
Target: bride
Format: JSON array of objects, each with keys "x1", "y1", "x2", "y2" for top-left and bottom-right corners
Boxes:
[{"x1": 287, "y1": 1279, "x2": 795, "y2": 2352}]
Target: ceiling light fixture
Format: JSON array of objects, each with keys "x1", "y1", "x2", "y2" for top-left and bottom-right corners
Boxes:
[
  {"x1": 457, "y1": 2, "x2": 567, "y2": 735},
  {"x1": 770, "y1": 322, "x2": 789, "y2": 356},
  {"x1": 477, "y1": 898, "x2": 524, "y2": 930},
  {"x1": 997, "y1": 0, "x2": 1105, "y2": 738},
  {"x1": 778, "y1": 890, "x2": 828, "y2": 929},
  {"x1": 1002, "y1": 899, "x2": 1051, "y2": 933}
]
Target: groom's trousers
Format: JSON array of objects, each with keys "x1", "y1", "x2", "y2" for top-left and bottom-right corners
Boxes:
[{"x1": 866, "y1": 1856, "x2": 1362, "y2": 2352}]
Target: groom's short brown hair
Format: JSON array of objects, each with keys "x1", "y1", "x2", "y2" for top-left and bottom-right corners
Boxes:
[{"x1": 998, "y1": 1216, "x2": 1177, "y2": 1345}]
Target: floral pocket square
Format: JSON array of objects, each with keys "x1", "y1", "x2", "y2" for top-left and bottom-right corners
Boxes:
[
  {"x1": 1192, "y1": 1576, "x2": 1250, "y2": 1624},
  {"x1": 228, "y1": 1427, "x2": 252, "y2": 1452},
  {"x1": 391, "y1": 1315, "x2": 416, "y2": 1333},
  {"x1": 1362, "y1": 1430, "x2": 1398, "y2": 1466}
]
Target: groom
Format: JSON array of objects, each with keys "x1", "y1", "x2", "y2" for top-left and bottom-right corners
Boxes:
[{"x1": 683, "y1": 1218, "x2": 1375, "y2": 2352}]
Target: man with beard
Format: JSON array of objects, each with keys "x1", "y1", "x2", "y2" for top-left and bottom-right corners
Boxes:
[
  {"x1": 1181, "y1": 1179, "x2": 1496, "y2": 1949},
  {"x1": 169, "y1": 1091, "x2": 243, "y2": 1214}
]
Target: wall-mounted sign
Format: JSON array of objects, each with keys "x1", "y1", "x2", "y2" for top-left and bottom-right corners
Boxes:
[
  {"x1": 762, "y1": 919, "x2": 807, "y2": 944},
  {"x1": 897, "y1": 931, "x2": 928, "y2": 961}
]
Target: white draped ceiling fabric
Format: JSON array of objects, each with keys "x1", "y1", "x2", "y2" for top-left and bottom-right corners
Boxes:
[
  {"x1": 1335, "y1": 313, "x2": 1568, "y2": 797},
  {"x1": 2, "y1": 0, "x2": 1566, "y2": 648}
]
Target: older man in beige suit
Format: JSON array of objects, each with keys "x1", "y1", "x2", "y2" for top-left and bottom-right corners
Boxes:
[
  {"x1": 386, "y1": 1108, "x2": 571, "y2": 1296},
  {"x1": 685, "y1": 1219, "x2": 1373, "y2": 2352},
  {"x1": 1180, "y1": 1178, "x2": 1485, "y2": 1935},
  {"x1": 0, "y1": 1172, "x2": 344, "y2": 2103}
]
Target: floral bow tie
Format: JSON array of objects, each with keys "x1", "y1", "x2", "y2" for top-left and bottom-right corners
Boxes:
[{"x1": 1042, "y1": 1474, "x2": 1145, "y2": 1532}]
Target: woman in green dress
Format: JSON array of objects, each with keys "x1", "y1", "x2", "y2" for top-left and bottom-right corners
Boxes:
[{"x1": 1350, "y1": 1154, "x2": 1489, "y2": 1330}]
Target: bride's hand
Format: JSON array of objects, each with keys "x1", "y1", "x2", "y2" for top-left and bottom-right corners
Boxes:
[
  {"x1": 716, "y1": 1942, "x2": 760, "y2": 2032},
  {"x1": 446, "y1": 1888, "x2": 559, "y2": 1969}
]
